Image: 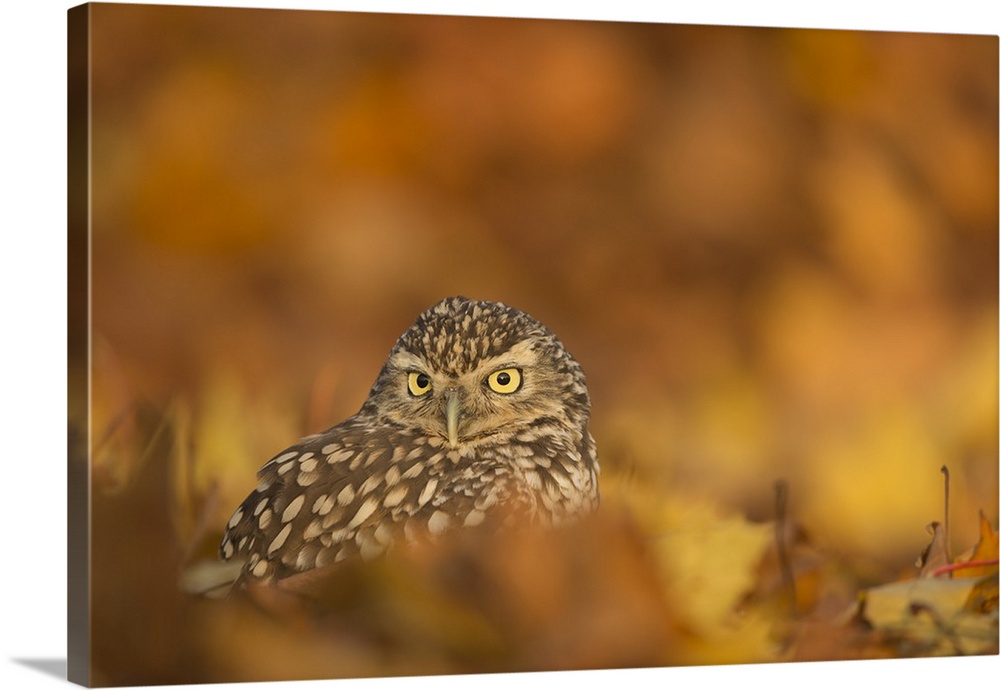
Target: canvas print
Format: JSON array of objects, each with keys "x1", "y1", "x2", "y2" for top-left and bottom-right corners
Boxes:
[{"x1": 68, "y1": 3, "x2": 998, "y2": 687}]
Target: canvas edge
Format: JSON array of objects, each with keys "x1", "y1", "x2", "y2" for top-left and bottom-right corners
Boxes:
[{"x1": 68, "y1": 3, "x2": 92, "y2": 687}]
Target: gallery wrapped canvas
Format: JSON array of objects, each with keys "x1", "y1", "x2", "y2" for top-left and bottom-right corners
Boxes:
[{"x1": 67, "y1": 2, "x2": 997, "y2": 687}]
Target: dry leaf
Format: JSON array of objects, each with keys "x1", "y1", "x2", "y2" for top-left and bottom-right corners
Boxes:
[
  {"x1": 917, "y1": 521, "x2": 951, "y2": 578},
  {"x1": 649, "y1": 501, "x2": 778, "y2": 663},
  {"x1": 858, "y1": 577, "x2": 998, "y2": 655},
  {"x1": 953, "y1": 511, "x2": 1000, "y2": 580}
]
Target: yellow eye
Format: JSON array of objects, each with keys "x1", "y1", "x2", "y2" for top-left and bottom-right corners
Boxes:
[
  {"x1": 487, "y1": 368, "x2": 522, "y2": 394},
  {"x1": 407, "y1": 371, "x2": 433, "y2": 397}
]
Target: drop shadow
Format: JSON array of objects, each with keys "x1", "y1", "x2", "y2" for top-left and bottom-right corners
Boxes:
[{"x1": 12, "y1": 658, "x2": 67, "y2": 681}]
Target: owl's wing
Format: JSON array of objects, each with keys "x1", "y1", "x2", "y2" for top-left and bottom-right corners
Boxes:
[{"x1": 218, "y1": 415, "x2": 451, "y2": 582}]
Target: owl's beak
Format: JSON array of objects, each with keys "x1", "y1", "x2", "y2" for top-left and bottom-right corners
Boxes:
[{"x1": 445, "y1": 392, "x2": 462, "y2": 447}]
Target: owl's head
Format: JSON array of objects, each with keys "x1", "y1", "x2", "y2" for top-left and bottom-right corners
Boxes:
[{"x1": 362, "y1": 296, "x2": 591, "y2": 447}]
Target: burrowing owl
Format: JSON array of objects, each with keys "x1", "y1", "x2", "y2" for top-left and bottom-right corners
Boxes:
[{"x1": 219, "y1": 296, "x2": 600, "y2": 583}]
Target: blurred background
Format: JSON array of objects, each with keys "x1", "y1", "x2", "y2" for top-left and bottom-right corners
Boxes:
[{"x1": 77, "y1": 4, "x2": 997, "y2": 684}]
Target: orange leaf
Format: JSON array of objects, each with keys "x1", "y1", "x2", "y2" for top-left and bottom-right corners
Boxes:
[{"x1": 954, "y1": 511, "x2": 999, "y2": 580}]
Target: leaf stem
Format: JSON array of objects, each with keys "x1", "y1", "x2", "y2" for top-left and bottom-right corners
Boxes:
[{"x1": 929, "y1": 558, "x2": 999, "y2": 578}]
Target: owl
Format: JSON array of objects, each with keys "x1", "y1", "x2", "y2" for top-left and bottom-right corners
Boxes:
[{"x1": 218, "y1": 296, "x2": 600, "y2": 585}]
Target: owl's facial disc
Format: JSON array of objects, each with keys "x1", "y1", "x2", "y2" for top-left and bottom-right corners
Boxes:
[{"x1": 388, "y1": 339, "x2": 556, "y2": 446}]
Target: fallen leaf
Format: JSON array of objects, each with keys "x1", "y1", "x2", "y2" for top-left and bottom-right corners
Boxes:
[
  {"x1": 953, "y1": 511, "x2": 999, "y2": 580},
  {"x1": 652, "y1": 504, "x2": 773, "y2": 629},
  {"x1": 917, "y1": 521, "x2": 951, "y2": 578},
  {"x1": 858, "y1": 577, "x2": 998, "y2": 655}
]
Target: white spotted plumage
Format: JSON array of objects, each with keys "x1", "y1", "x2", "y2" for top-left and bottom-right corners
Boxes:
[{"x1": 219, "y1": 296, "x2": 600, "y2": 585}]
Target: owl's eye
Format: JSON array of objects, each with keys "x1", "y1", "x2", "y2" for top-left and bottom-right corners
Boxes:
[
  {"x1": 407, "y1": 372, "x2": 433, "y2": 397},
  {"x1": 486, "y1": 368, "x2": 522, "y2": 394}
]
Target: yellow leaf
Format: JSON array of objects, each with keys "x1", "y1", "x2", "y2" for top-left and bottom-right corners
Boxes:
[
  {"x1": 651, "y1": 503, "x2": 773, "y2": 634},
  {"x1": 859, "y1": 577, "x2": 998, "y2": 655}
]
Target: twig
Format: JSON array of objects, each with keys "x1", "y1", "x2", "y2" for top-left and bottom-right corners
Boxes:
[
  {"x1": 940, "y1": 465, "x2": 951, "y2": 563},
  {"x1": 774, "y1": 479, "x2": 797, "y2": 616}
]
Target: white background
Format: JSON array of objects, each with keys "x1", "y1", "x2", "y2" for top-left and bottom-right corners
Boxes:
[{"x1": 1, "y1": 1, "x2": 997, "y2": 689}]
